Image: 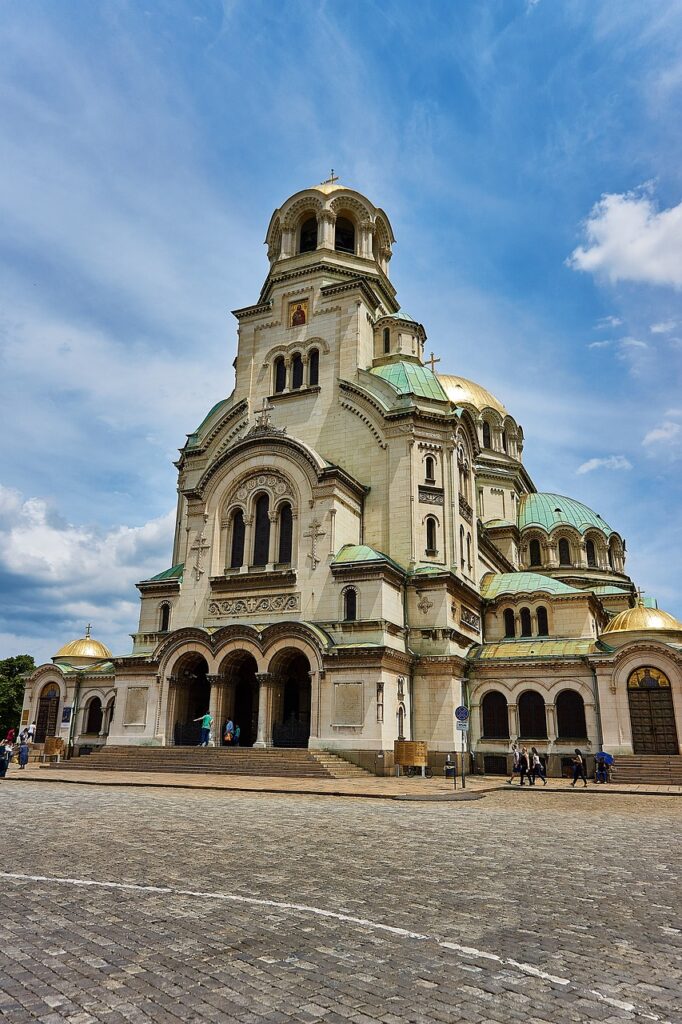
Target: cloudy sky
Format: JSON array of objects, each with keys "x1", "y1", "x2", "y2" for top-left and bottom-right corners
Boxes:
[{"x1": 1, "y1": 0, "x2": 681, "y2": 663}]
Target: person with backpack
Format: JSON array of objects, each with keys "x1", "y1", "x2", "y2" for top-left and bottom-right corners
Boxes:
[
  {"x1": 223, "y1": 718, "x2": 234, "y2": 745},
  {"x1": 530, "y1": 746, "x2": 547, "y2": 786},
  {"x1": 571, "y1": 748, "x2": 588, "y2": 787}
]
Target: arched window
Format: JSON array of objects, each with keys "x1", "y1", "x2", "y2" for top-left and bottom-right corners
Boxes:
[
  {"x1": 502, "y1": 430, "x2": 508, "y2": 453},
  {"x1": 558, "y1": 538, "x2": 571, "y2": 565},
  {"x1": 425, "y1": 456, "x2": 435, "y2": 483},
  {"x1": 482, "y1": 421, "x2": 492, "y2": 449},
  {"x1": 274, "y1": 356, "x2": 286, "y2": 394},
  {"x1": 335, "y1": 216, "x2": 355, "y2": 253},
  {"x1": 529, "y1": 539, "x2": 541, "y2": 566},
  {"x1": 504, "y1": 609, "x2": 515, "y2": 638},
  {"x1": 383, "y1": 326, "x2": 390, "y2": 353},
  {"x1": 609, "y1": 539, "x2": 620, "y2": 570},
  {"x1": 466, "y1": 532, "x2": 472, "y2": 569},
  {"x1": 252, "y1": 494, "x2": 270, "y2": 566},
  {"x1": 299, "y1": 216, "x2": 318, "y2": 253},
  {"x1": 460, "y1": 525, "x2": 465, "y2": 569},
  {"x1": 482, "y1": 691, "x2": 509, "y2": 738},
  {"x1": 556, "y1": 690, "x2": 587, "y2": 739},
  {"x1": 586, "y1": 538, "x2": 596, "y2": 567},
  {"x1": 159, "y1": 603, "x2": 171, "y2": 632},
  {"x1": 308, "y1": 348, "x2": 319, "y2": 386},
  {"x1": 426, "y1": 516, "x2": 437, "y2": 555},
  {"x1": 518, "y1": 691, "x2": 547, "y2": 738},
  {"x1": 537, "y1": 606, "x2": 548, "y2": 636},
  {"x1": 278, "y1": 503, "x2": 293, "y2": 564},
  {"x1": 343, "y1": 587, "x2": 357, "y2": 621},
  {"x1": 520, "y1": 607, "x2": 532, "y2": 637},
  {"x1": 85, "y1": 697, "x2": 103, "y2": 735},
  {"x1": 291, "y1": 353, "x2": 304, "y2": 390},
  {"x1": 230, "y1": 508, "x2": 245, "y2": 569}
]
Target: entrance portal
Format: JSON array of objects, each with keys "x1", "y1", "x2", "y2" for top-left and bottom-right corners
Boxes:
[
  {"x1": 229, "y1": 653, "x2": 259, "y2": 747},
  {"x1": 628, "y1": 667, "x2": 679, "y2": 754},
  {"x1": 271, "y1": 650, "x2": 311, "y2": 748},
  {"x1": 35, "y1": 682, "x2": 60, "y2": 743},
  {"x1": 172, "y1": 654, "x2": 210, "y2": 745}
]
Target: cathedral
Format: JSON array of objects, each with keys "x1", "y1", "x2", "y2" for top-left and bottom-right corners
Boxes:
[{"x1": 23, "y1": 178, "x2": 682, "y2": 777}]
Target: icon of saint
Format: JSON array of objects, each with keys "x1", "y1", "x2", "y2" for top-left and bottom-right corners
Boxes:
[{"x1": 292, "y1": 303, "x2": 306, "y2": 326}]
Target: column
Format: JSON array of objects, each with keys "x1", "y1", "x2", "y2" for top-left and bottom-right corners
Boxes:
[
  {"x1": 268, "y1": 512, "x2": 278, "y2": 567},
  {"x1": 546, "y1": 703, "x2": 557, "y2": 744},
  {"x1": 254, "y1": 672, "x2": 273, "y2": 748},
  {"x1": 508, "y1": 702, "x2": 519, "y2": 741},
  {"x1": 243, "y1": 515, "x2": 253, "y2": 571},
  {"x1": 207, "y1": 675, "x2": 222, "y2": 745},
  {"x1": 318, "y1": 210, "x2": 334, "y2": 249},
  {"x1": 165, "y1": 676, "x2": 179, "y2": 746}
]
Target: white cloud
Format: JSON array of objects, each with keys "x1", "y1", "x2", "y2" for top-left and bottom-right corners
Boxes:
[
  {"x1": 618, "y1": 337, "x2": 648, "y2": 350},
  {"x1": 596, "y1": 315, "x2": 623, "y2": 328},
  {"x1": 568, "y1": 187, "x2": 682, "y2": 288},
  {"x1": 665, "y1": 408, "x2": 682, "y2": 417},
  {"x1": 650, "y1": 320, "x2": 677, "y2": 333},
  {"x1": 588, "y1": 339, "x2": 611, "y2": 349},
  {"x1": 642, "y1": 421, "x2": 681, "y2": 445},
  {"x1": 576, "y1": 455, "x2": 633, "y2": 475}
]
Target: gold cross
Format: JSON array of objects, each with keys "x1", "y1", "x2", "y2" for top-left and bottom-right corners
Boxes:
[
  {"x1": 635, "y1": 586, "x2": 646, "y2": 604},
  {"x1": 85, "y1": 623, "x2": 91, "y2": 637},
  {"x1": 324, "y1": 169, "x2": 339, "y2": 184},
  {"x1": 426, "y1": 352, "x2": 440, "y2": 372}
]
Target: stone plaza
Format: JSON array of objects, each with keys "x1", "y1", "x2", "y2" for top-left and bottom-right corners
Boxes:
[{"x1": 1, "y1": 782, "x2": 680, "y2": 1023}]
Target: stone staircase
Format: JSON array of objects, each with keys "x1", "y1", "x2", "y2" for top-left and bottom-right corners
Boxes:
[
  {"x1": 53, "y1": 745, "x2": 371, "y2": 780},
  {"x1": 610, "y1": 755, "x2": 682, "y2": 786}
]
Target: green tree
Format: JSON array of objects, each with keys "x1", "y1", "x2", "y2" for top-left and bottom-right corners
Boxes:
[{"x1": 0, "y1": 655, "x2": 35, "y2": 737}]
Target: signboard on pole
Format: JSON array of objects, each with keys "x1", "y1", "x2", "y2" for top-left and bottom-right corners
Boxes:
[
  {"x1": 456, "y1": 720, "x2": 469, "y2": 732},
  {"x1": 455, "y1": 705, "x2": 469, "y2": 723}
]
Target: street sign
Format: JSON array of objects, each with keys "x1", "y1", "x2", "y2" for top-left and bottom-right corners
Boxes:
[
  {"x1": 455, "y1": 705, "x2": 469, "y2": 722},
  {"x1": 456, "y1": 721, "x2": 469, "y2": 731}
]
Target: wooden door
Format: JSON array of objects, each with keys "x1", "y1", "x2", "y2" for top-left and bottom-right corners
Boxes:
[{"x1": 628, "y1": 687, "x2": 678, "y2": 754}]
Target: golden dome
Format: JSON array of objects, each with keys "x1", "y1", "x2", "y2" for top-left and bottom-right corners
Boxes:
[
  {"x1": 438, "y1": 374, "x2": 508, "y2": 417},
  {"x1": 55, "y1": 631, "x2": 112, "y2": 660},
  {"x1": 601, "y1": 603, "x2": 682, "y2": 636}
]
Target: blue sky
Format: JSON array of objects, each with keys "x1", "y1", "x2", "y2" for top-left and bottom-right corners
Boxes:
[{"x1": 1, "y1": 0, "x2": 681, "y2": 663}]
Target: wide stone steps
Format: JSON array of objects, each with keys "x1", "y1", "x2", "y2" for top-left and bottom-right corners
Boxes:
[
  {"x1": 54, "y1": 746, "x2": 371, "y2": 779},
  {"x1": 610, "y1": 755, "x2": 682, "y2": 786}
]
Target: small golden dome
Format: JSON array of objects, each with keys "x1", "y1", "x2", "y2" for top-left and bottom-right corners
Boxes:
[
  {"x1": 602, "y1": 603, "x2": 682, "y2": 636},
  {"x1": 438, "y1": 374, "x2": 508, "y2": 417},
  {"x1": 55, "y1": 627, "x2": 112, "y2": 661}
]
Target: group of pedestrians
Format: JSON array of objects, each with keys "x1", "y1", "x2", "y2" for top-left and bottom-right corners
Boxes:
[
  {"x1": 0, "y1": 724, "x2": 36, "y2": 778},
  {"x1": 193, "y1": 711, "x2": 241, "y2": 747},
  {"x1": 507, "y1": 744, "x2": 548, "y2": 786}
]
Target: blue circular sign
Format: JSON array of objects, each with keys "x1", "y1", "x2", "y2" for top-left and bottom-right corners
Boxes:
[{"x1": 455, "y1": 705, "x2": 469, "y2": 722}]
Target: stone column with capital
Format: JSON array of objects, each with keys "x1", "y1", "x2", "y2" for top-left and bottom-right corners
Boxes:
[
  {"x1": 207, "y1": 675, "x2": 222, "y2": 744},
  {"x1": 508, "y1": 702, "x2": 519, "y2": 741},
  {"x1": 546, "y1": 703, "x2": 557, "y2": 744},
  {"x1": 254, "y1": 672, "x2": 273, "y2": 748},
  {"x1": 318, "y1": 210, "x2": 334, "y2": 249},
  {"x1": 268, "y1": 512, "x2": 278, "y2": 567}
]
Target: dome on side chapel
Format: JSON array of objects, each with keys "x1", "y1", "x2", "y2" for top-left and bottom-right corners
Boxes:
[
  {"x1": 54, "y1": 632, "x2": 112, "y2": 663},
  {"x1": 437, "y1": 375, "x2": 508, "y2": 417},
  {"x1": 601, "y1": 603, "x2": 682, "y2": 637}
]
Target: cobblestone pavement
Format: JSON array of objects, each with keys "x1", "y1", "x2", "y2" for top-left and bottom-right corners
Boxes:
[{"x1": 0, "y1": 784, "x2": 680, "y2": 1024}]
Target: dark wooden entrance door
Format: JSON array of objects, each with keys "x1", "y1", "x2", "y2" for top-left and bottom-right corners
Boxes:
[
  {"x1": 628, "y1": 680, "x2": 678, "y2": 754},
  {"x1": 35, "y1": 685, "x2": 60, "y2": 743}
]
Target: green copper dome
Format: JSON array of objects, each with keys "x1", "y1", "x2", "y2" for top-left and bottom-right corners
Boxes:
[
  {"x1": 481, "y1": 572, "x2": 582, "y2": 599},
  {"x1": 369, "y1": 360, "x2": 448, "y2": 402},
  {"x1": 518, "y1": 493, "x2": 614, "y2": 537}
]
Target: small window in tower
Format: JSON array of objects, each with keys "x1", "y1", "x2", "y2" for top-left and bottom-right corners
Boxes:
[
  {"x1": 383, "y1": 326, "x2": 390, "y2": 354},
  {"x1": 278, "y1": 503, "x2": 293, "y2": 564},
  {"x1": 529, "y1": 538, "x2": 541, "y2": 566},
  {"x1": 466, "y1": 532, "x2": 472, "y2": 570},
  {"x1": 335, "y1": 216, "x2": 355, "y2": 254},
  {"x1": 343, "y1": 587, "x2": 357, "y2": 621},
  {"x1": 299, "y1": 216, "x2": 318, "y2": 253},
  {"x1": 425, "y1": 456, "x2": 435, "y2": 483},
  {"x1": 159, "y1": 603, "x2": 171, "y2": 632},
  {"x1": 426, "y1": 516, "x2": 437, "y2": 555},
  {"x1": 292, "y1": 353, "x2": 304, "y2": 389},
  {"x1": 230, "y1": 508, "x2": 246, "y2": 569},
  {"x1": 274, "y1": 356, "x2": 286, "y2": 394},
  {"x1": 460, "y1": 525, "x2": 465, "y2": 569},
  {"x1": 502, "y1": 430, "x2": 508, "y2": 453},
  {"x1": 537, "y1": 606, "x2": 549, "y2": 636},
  {"x1": 308, "y1": 348, "x2": 319, "y2": 386},
  {"x1": 558, "y1": 538, "x2": 571, "y2": 566},
  {"x1": 482, "y1": 421, "x2": 492, "y2": 449},
  {"x1": 504, "y1": 609, "x2": 515, "y2": 638},
  {"x1": 586, "y1": 538, "x2": 596, "y2": 567},
  {"x1": 520, "y1": 607, "x2": 532, "y2": 637},
  {"x1": 252, "y1": 494, "x2": 270, "y2": 567}
]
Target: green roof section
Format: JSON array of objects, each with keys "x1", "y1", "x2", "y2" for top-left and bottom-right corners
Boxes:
[
  {"x1": 468, "y1": 639, "x2": 598, "y2": 661},
  {"x1": 187, "y1": 397, "x2": 233, "y2": 447},
  {"x1": 481, "y1": 572, "x2": 582, "y2": 599},
  {"x1": 369, "y1": 360, "x2": 449, "y2": 402},
  {"x1": 591, "y1": 585, "x2": 629, "y2": 596},
  {"x1": 485, "y1": 519, "x2": 516, "y2": 529},
  {"x1": 643, "y1": 595, "x2": 659, "y2": 608},
  {"x1": 332, "y1": 544, "x2": 405, "y2": 575},
  {"x1": 145, "y1": 563, "x2": 184, "y2": 583},
  {"x1": 518, "y1": 493, "x2": 614, "y2": 537}
]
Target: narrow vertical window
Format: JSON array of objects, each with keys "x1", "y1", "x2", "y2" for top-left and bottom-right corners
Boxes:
[
  {"x1": 504, "y1": 609, "x2": 515, "y2": 638},
  {"x1": 558, "y1": 538, "x2": 571, "y2": 565},
  {"x1": 586, "y1": 538, "x2": 596, "y2": 567},
  {"x1": 383, "y1": 326, "x2": 390, "y2": 353},
  {"x1": 482, "y1": 421, "x2": 491, "y2": 449},
  {"x1": 308, "y1": 348, "x2": 319, "y2": 386},
  {"x1": 230, "y1": 509, "x2": 245, "y2": 568},
  {"x1": 274, "y1": 356, "x2": 286, "y2": 393},
  {"x1": 502, "y1": 430, "x2": 508, "y2": 453},
  {"x1": 252, "y1": 494, "x2": 270, "y2": 566},
  {"x1": 343, "y1": 588, "x2": 357, "y2": 621},
  {"x1": 159, "y1": 604, "x2": 171, "y2": 632},
  {"x1": 529, "y1": 538, "x2": 541, "y2": 566},
  {"x1": 537, "y1": 606, "x2": 548, "y2": 636},
  {"x1": 299, "y1": 216, "x2": 318, "y2": 253},
  {"x1": 335, "y1": 216, "x2": 355, "y2": 253},
  {"x1": 467, "y1": 532, "x2": 472, "y2": 570},
  {"x1": 460, "y1": 525, "x2": 465, "y2": 568},
  {"x1": 520, "y1": 607, "x2": 532, "y2": 637},
  {"x1": 291, "y1": 353, "x2": 304, "y2": 389},
  {"x1": 278, "y1": 503, "x2": 293, "y2": 564},
  {"x1": 425, "y1": 456, "x2": 435, "y2": 482},
  {"x1": 426, "y1": 517, "x2": 437, "y2": 554}
]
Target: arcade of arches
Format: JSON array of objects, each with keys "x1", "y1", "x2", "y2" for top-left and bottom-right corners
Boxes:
[{"x1": 167, "y1": 648, "x2": 312, "y2": 748}]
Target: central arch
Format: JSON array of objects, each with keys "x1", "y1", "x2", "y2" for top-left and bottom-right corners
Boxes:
[
  {"x1": 222, "y1": 651, "x2": 259, "y2": 747},
  {"x1": 270, "y1": 648, "x2": 311, "y2": 748},
  {"x1": 172, "y1": 653, "x2": 210, "y2": 746}
]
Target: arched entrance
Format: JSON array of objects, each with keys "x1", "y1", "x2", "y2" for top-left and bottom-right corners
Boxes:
[
  {"x1": 172, "y1": 654, "x2": 210, "y2": 746},
  {"x1": 628, "y1": 667, "x2": 679, "y2": 754},
  {"x1": 35, "y1": 682, "x2": 60, "y2": 743},
  {"x1": 224, "y1": 652, "x2": 259, "y2": 747},
  {"x1": 270, "y1": 649, "x2": 311, "y2": 747}
]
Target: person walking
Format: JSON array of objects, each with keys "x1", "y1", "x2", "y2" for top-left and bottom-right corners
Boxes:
[
  {"x1": 223, "y1": 718, "x2": 234, "y2": 745},
  {"x1": 507, "y1": 743, "x2": 520, "y2": 784},
  {"x1": 571, "y1": 748, "x2": 588, "y2": 787},
  {"x1": 518, "y1": 746, "x2": 530, "y2": 786},
  {"x1": 18, "y1": 741, "x2": 30, "y2": 770},
  {"x1": 0, "y1": 743, "x2": 11, "y2": 779},
  {"x1": 233, "y1": 724, "x2": 241, "y2": 747},
  {"x1": 530, "y1": 746, "x2": 547, "y2": 786},
  {"x1": 27, "y1": 723, "x2": 36, "y2": 743},
  {"x1": 5, "y1": 727, "x2": 15, "y2": 744},
  {"x1": 193, "y1": 711, "x2": 213, "y2": 747}
]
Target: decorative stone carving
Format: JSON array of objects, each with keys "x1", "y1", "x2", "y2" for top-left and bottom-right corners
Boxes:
[
  {"x1": 459, "y1": 494, "x2": 473, "y2": 523},
  {"x1": 190, "y1": 520, "x2": 210, "y2": 582},
  {"x1": 304, "y1": 518, "x2": 326, "y2": 569},
  {"x1": 208, "y1": 594, "x2": 301, "y2": 617},
  {"x1": 235, "y1": 473, "x2": 292, "y2": 503},
  {"x1": 418, "y1": 487, "x2": 444, "y2": 506},
  {"x1": 460, "y1": 607, "x2": 481, "y2": 631},
  {"x1": 417, "y1": 594, "x2": 434, "y2": 614}
]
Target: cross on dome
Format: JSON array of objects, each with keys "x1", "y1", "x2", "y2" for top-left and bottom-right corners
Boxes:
[{"x1": 322, "y1": 169, "x2": 339, "y2": 185}]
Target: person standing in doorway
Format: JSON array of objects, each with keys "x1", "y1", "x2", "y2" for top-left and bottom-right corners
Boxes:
[
  {"x1": 571, "y1": 748, "x2": 588, "y2": 787},
  {"x1": 507, "y1": 743, "x2": 520, "y2": 784},
  {"x1": 223, "y1": 718, "x2": 234, "y2": 745},
  {"x1": 233, "y1": 724, "x2": 241, "y2": 747},
  {"x1": 194, "y1": 711, "x2": 213, "y2": 747}
]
